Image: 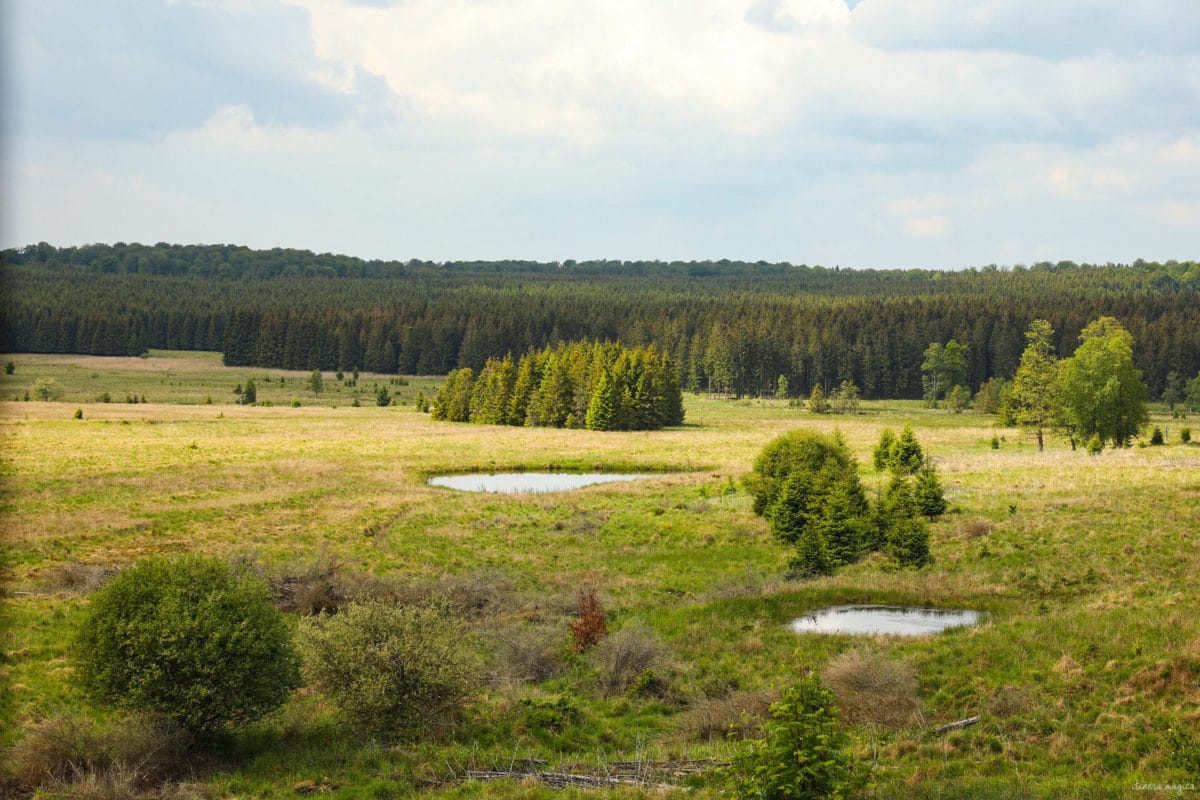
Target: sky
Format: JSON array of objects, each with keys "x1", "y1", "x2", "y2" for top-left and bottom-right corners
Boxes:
[{"x1": 2, "y1": 0, "x2": 1198, "y2": 269}]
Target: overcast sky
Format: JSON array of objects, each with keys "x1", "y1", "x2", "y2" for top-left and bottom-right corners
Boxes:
[{"x1": 2, "y1": 0, "x2": 1198, "y2": 268}]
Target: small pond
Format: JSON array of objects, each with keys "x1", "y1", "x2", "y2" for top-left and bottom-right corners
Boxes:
[
  {"x1": 427, "y1": 472, "x2": 656, "y2": 494},
  {"x1": 790, "y1": 605, "x2": 981, "y2": 637}
]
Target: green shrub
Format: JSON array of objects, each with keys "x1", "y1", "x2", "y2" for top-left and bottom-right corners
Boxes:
[
  {"x1": 1086, "y1": 433, "x2": 1104, "y2": 455},
  {"x1": 744, "y1": 429, "x2": 858, "y2": 516},
  {"x1": 299, "y1": 601, "x2": 478, "y2": 739},
  {"x1": 73, "y1": 555, "x2": 300, "y2": 735},
  {"x1": 1182, "y1": 427, "x2": 1192, "y2": 444},
  {"x1": 519, "y1": 693, "x2": 580, "y2": 733},
  {"x1": 726, "y1": 673, "x2": 863, "y2": 800},
  {"x1": 1150, "y1": 427, "x2": 1164, "y2": 445},
  {"x1": 32, "y1": 377, "x2": 64, "y2": 401},
  {"x1": 1167, "y1": 726, "x2": 1200, "y2": 779}
]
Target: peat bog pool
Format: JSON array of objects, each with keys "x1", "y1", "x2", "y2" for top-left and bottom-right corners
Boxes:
[
  {"x1": 427, "y1": 472, "x2": 657, "y2": 494},
  {"x1": 790, "y1": 605, "x2": 982, "y2": 637}
]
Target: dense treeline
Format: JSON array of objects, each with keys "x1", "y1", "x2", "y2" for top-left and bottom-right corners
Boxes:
[
  {"x1": 3, "y1": 243, "x2": 1199, "y2": 399},
  {"x1": 430, "y1": 342, "x2": 684, "y2": 430}
]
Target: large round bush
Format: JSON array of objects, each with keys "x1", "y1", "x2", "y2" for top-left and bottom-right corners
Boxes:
[
  {"x1": 73, "y1": 555, "x2": 300, "y2": 735},
  {"x1": 743, "y1": 429, "x2": 858, "y2": 516}
]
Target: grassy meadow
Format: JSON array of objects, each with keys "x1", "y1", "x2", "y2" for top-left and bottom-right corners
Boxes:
[{"x1": 1, "y1": 351, "x2": 1198, "y2": 799}]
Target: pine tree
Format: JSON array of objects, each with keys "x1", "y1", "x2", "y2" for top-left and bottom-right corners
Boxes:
[
  {"x1": 887, "y1": 425, "x2": 924, "y2": 475},
  {"x1": 766, "y1": 471, "x2": 818, "y2": 547},
  {"x1": 585, "y1": 368, "x2": 621, "y2": 431},
  {"x1": 873, "y1": 429, "x2": 895, "y2": 472},
  {"x1": 913, "y1": 458, "x2": 947, "y2": 520}
]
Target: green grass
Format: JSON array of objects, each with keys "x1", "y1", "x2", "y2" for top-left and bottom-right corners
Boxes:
[{"x1": 2, "y1": 352, "x2": 1199, "y2": 798}]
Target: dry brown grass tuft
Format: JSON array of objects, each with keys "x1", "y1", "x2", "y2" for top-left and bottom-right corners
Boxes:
[
  {"x1": 591, "y1": 620, "x2": 670, "y2": 696},
  {"x1": 822, "y1": 648, "x2": 923, "y2": 728},
  {"x1": 6, "y1": 712, "x2": 198, "y2": 796},
  {"x1": 267, "y1": 549, "x2": 348, "y2": 615},
  {"x1": 1053, "y1": 654, "x2": 1084, "y2": 677},
  {"x1": 988, "y1": 685, "x2": 1033, "y2": 717},
  {"x1": 490, "y1": 624, "x2": 566, "y2": 684},
  {"x1": 675, "y1": 689, "x2": 779, "y2": 741},
  {"x1": 41, "y1": 563, "x2": 120, "y2": 594},
  {"x1": 958, "y1": 518, "x2": 994, "y2": 538}
]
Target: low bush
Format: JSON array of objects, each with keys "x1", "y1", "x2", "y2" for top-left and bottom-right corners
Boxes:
[
  {"x1": 299, "y1": 601, "x2": 479, "y2": 739},
  {"x1": 519, "y1": 693, "x2": 580, "y2": 733},
  {"x1": 569, "y1": 588, "x2": 608, "y2": 654},
  {"x1": 41, "y1": 562, "x2": 119, "y2": 593},
  {"x1": 823, "y1": 648, "x2": 923, "y2": 728},
  {"x1": 676, "y1": 689, "x2": 779, "y2": 741},
  {"x1": 492, "y1": 624, "x2": 565, "y2": 684},
  {"x1": 73, "y1": 555, "x2": 301, "y2": 735},
  {"x1": 591, "y1": 620, "x2": 670, "y2": 696},
  {"x1": 270, "y1": 549, "x2": 348, "y2": 615}
]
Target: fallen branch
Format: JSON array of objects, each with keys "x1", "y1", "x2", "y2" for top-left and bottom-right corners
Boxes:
[
  {"x1": 425, "y1": 758, "x2": 727, "y2": 790},
  {"x1": 929, "y1": 715, "x2": 981, "y2": 736}
]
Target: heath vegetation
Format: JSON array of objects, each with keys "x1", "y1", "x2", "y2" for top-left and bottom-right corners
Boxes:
[{"x1": 1, "y1": 351, "x2": 1198, "y2": 799}]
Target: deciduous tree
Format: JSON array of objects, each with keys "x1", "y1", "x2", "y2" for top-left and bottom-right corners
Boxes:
[
  {"x1": 1058, "y1": 317, "x2": 1148, "y2": 447},
  {"x1": 1003, "y1": 319, "x2": 1059, "y2": 451}
]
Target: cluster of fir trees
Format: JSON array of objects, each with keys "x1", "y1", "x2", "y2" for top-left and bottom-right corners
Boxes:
[
  {"x1": 744, "y1": 428, "x2": 944, "y2": 578},
  {"x1": 429, "y1": 342, "x2": 684, "y2": 431},
  {"x1": 4, "y1": 244, "x2": 1200, "y2": 400}
]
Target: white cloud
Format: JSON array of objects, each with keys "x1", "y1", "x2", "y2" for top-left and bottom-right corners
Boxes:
[
  {"x1": 4, "y1": 0, "x2": 1200, "y2": 265},
  {"x1": 905, "y1": 216, "x2": 952, "y2": 239},
  {"x1": 1160, "y1": 202, "x2": 1200, "y2": 226}
]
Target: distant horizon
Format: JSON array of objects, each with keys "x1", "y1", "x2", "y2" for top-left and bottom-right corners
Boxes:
[{"x1": 5, "y1": 239, "x2": 1195, "y2": 274}]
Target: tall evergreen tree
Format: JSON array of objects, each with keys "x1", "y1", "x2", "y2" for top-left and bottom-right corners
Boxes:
[{"x1": 585, "y1": 368, "x2": 621, "y2": 431}]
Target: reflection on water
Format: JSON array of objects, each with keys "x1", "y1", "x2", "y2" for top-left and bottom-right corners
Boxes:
[
  {"x1": 790, "y1": 605, "x2": 981, "y2": 636},
  {"x1": 428, "y1": 472, "x2": 655, "y2": 494}
]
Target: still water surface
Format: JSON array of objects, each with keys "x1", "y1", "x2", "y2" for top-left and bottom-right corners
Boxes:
[
  {"x1": 790, "y1": 605, "x2": 981, "y2": 636},
  {"x1": 428, "y1": 472, "x2": 655, "y2": 493}
]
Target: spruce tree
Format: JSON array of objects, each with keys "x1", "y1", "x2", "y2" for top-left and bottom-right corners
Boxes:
[
  {"x1": 887, "y1": 425, "x2": 924, "y2": 474},
  {"x1": 585, "y1": 369, "x2": 621, "y2": 431},
  {"x1": 913, "y1": 458, "x2": 947, "y2": 520}
]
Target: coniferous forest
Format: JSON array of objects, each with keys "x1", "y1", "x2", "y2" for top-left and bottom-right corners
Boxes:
[
  {"x1": 430, "y1": 342, "x2": 684, "y2": 430},
  {"x1": 2, "y1": 242, "x2": 1199, "y2": 399}
]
